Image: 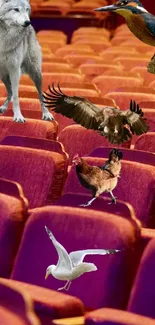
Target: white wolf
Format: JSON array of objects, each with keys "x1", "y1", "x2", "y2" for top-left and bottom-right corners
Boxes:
[{"x1": 0, "y1": 0, "x2": 54, "y2": 122}]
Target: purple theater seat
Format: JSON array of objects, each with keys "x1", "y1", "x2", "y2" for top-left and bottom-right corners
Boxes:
[
  {"x1": 87, "y1": 147, "x2": 155, "y2": 166},
  {"x1": 85, "y1": 308, "x2": 155, "y2": 325},
  {"x1": 55, "y1": 193, "x2": 141, "y2": 229},
  {"x1": 135, "y1": 133, "x2": 155, "y2": 153},
  {"x1": 11, "y1": 206, "x2": 140, "y2": 310},
  {"x1": 0, "y1": 278, "x2": 84, "y2": 324},
  {"x1": 0, "y1": 146, "x2": 67, "y2": 209},
  {"x1": 63, "y1": 157, "x2": 155, "y2": 227},
  {"x1": 0, "y1": 192, "x2": 27, "y2": 277},
  {"x1": 0, "y1": 117, "x2": 58, "y2": 140},
  {"x1": 127, "y1": 238, "x2": 155, "y2": 318},
  {"x1": 0, "y1": 278, "x2": 40, "y2": 325}
]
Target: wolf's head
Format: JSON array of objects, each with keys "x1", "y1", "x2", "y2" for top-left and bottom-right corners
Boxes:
[{"x1": 0, "y1": 0, "x2": 31, "y2": 27}]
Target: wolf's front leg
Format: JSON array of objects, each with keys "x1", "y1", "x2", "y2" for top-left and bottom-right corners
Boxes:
[
  {"x1": 9, "y1": 68, "x2": 25, "y2": 122},
  {"x1": 0, "y1": 75, "x2": 12, "y2": 114},
  {"x1": 28, "y1": 67, "x2": 54, "y2": 121}
]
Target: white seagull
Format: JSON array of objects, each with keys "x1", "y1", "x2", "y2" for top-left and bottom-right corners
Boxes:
[{"x1": 45, "y1": 226, "x2": 121, "y2": 291}]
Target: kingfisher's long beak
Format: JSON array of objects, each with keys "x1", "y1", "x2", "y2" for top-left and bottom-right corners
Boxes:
[{"x1": 94, "y1": 4, "x2": 119, "y2": 12}]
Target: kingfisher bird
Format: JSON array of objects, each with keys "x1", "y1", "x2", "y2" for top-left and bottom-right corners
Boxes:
[{"x1": 94, "y1": 0, "x2": 155, "y2": 72}]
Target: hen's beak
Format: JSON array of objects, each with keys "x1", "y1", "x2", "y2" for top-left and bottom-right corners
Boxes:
[
  {"x1": 45, "y1": 272, "x2": 49, "y2": 280},
  {"x1": 94, "y1": 4, "x2": 120, "y2": 12}
]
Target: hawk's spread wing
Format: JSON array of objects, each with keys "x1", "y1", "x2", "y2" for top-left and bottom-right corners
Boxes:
[
  {"x1": 43, "y1": 83, "x2": 102, "y2": 130},
  {"x1": 120, "y1": 100, "x2": 149, "y2": 135}
]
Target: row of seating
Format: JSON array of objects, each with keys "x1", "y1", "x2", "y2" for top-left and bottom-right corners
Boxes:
[
  {"x1": 0, "y1": 133, "x2": 154, "y2": 226},
  {"x1": 0, "y1": 176, "x2": 155, "y2": 323},
  {"x1": 0, "y1": 23, "x2": 155, "y2": 324},
  {"x1": 31, "y1": 0, "x2": 109, "y2": 18}
]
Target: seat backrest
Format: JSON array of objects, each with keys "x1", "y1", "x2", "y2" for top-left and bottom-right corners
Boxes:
[
  {"x1": 135, "y1": 133, "x2": 155, "y2": 153},
  {"x1": 42, "y1": 72, "x2": 85, "y2": 89},
  {"x1": 113, "y1": 57, "x2": 149, "y2": 70},
  {"x1": 0, "y1": 117, "x2": 58, "y2": 141},
  {"x1": 64, "y1": 157, "x2": 155, "y2": 226},
  {"x1": 0, "y1": 136, "x2": 69, "y2": 170},
  {"x1": 0, "y1": 279, "x2": 40, "y2": 325},
  {"x1": 130, "y1": 66, "x2": 155, "y2": 86},
  {"x1": 11, "y1": 205, "x2": 139, "y2": 310},
  {"x1": 79, "y1": 63, "x2": 122, "y2": 81},
  {"x1": 139, "y1": 101, "x2": 155, "y2": 108},
  {"x1": 0, "y1": 146, "x2": 67, "y2": 208},
  {"x1": 58, "y1": 125, "x2": 131, "y2": 164},
  {"x1": 88, "y1": 147, "x2": 155, "y2": 166},
  {"x1": 127, "y1": 238, "x2": 155, "y2": 318},
  {"x1": 92, "y1": 76, "x2": 143, "y2": 96},
  {"x1": 0, "y1": 193, "x2": 27, "y2": 277},
  {"x1": 0, "y1": 306, "x2": 39, "y2": 325},
  {"x1": 105, "y1": 92, "x2": 155, "y2": 111},
  {"x1": 85, "y1": 308, "x2": 155, "y2": 325}
]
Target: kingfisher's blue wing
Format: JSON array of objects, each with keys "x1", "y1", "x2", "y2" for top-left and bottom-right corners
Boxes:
[{"x1": 142, "y1": 13, "x2": 155, "y2": 36}]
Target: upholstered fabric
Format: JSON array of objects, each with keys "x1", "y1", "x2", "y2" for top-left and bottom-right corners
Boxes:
[
  {"x1": 55, "y1": 44, "x2": 94, "y2": 57},
  {"x1": 113, "y1": 57, "x2": 149, "y2": 70},
  {"x1": 0, "y1": 117, "x2": 57, "y2": 141},
  {"x1": 127, "y1": 238, "x2": 155, "y2": 318},
  {"x1": 138, "y1": 101, "x2": 155, "y2": 108},
  {"x1": 92, "y1": 76, "x2": 143, "y2": 96},
  {"x1": 73, "y1": 41, "x2": 111, "y2": 53},
  {"x1": 64, "y1": 157, "x2": 155, "y2": 226},
  {"x1": 88, "y1": 147, "x2": 155, "y2": 166},
  {"x1": 0, "y1": 136, "x2": 67, "y2": 155},
  {"x1": 0, "y1": 278, "x2": 84, "y2": 321},
  {"x1": 0, "y1": 306, "x2": 37, "y2": 325},
  {"x1": 105, "y1": 92, "x2": 155, "y2": 111},
  {"x1": 0, "y1": 278, "x2": 40, "y2": 324},
  {"x1": 11, "y1": 206, "x2": 139, "y2": 310},
  {"x1": 135, "y1": 133, "x2": 155, "y2": 153},
  {"x1": 55, "y1": 193, "x2": 141, "y2": 229},
  {"x1": 79, "y1": 64, "x2": 122, "y2": 81},
  {"x1": 0, "y1": 98, "x2": 41, "y2": 112},
  {"x1": 63, "y1": 54, "x2": 103, "y2": 68},
  {"x1": 85, "y1": 308, "x2": 155, "y2": 325},
  {"x1": 0, "y1": 178, "x2": 28, "y2": 209},
  {"x1": 58, "y1": 125, "x2": 131, "y2": 164},
  {"x1": 42, "y1": 72, "x2": 85, "y2": 89},
  {"x1": 0, "y1": 146, "x2": 67, "y2": 208},
  {"x1": 130, "y1": 67, "x2": 155, "y2": 86},
  {"x1": 0, "y1": 193, "x2": 26, "y2": 277}
]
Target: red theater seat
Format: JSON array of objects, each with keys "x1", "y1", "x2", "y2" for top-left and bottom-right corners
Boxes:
[{"x1": 0, "y1": 146, "x2": 67, "y2": 208}]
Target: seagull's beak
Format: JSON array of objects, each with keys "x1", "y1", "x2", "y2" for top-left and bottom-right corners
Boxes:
[
  {"x1": 94, "y1": 4, "x2": 119, "y2": 12},
  {"x1": 45, "y1": 272, "x2": 49, "y2": 280}
]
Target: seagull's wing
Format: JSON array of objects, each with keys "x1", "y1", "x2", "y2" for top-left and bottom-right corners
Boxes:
[
  {"x1": 69, "y1": 249, "x2": 120, "y2": 266},
  {"x1": 45, "y1": 226, "x2": 72, "y2": 270},
  {"x1": 120, "y1": 100, "x2": 149, "y2": 135},
  {"x1": 42, "y1": 83, "x2": 103, "y2": 130}
]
